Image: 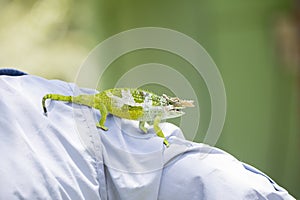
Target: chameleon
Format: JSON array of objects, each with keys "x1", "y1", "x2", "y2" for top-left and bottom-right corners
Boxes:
[{"x1": 42, "y1": 88, "x2": 194, "y2": 147}]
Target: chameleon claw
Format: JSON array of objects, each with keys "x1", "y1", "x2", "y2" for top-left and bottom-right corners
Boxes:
[
  {"x1": 96, "y1": 123, "x2": 108, "y2": 131},
  {"x1": 164, "y1": 139, "x2": 170, "y2": 147},
  {"x1": 139, "y1": 126, "x2": 148, "y2": 133},
  {"x1": 140, "y1": 127, "x2": 148, "y2": 133},
  {"x1": 139, "y1": 121, "x2": 147, "y2": 133}
]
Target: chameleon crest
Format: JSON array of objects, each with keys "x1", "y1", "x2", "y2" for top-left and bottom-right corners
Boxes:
[{"x1": 42, "y1": 88, "x2": 194, "y2": 147}]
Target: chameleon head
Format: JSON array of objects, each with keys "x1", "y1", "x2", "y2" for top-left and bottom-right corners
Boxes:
[{"x1": 162, "y1": 94, "x2": 194, "y2": 119}]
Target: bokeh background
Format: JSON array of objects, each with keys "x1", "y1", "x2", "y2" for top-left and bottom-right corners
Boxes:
[{"x1": 0, "y1": 0, "x2": 299, "y2": 197}]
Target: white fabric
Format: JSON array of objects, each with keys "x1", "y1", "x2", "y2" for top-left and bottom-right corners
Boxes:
[{"x1": 0, "y1": 74, "x2": 295, "y2": 200}]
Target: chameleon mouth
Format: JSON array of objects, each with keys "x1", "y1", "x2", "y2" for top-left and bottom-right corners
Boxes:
[
  {"x1": 169, "y1": 107, "x2": 185, "y2": 115},
  {"x1": 162, "y1": 105, "x2": 185, "y2": 119}
]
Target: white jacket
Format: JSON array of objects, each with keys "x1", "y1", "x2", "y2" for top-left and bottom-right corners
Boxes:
[{"x1": 0, "y1": 71, "x2": 295, "y2": 200}]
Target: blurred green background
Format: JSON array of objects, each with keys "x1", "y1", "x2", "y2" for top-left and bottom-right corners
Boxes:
[{"x1": 0, "y1": 0, "x2": 299, "y2": 197}]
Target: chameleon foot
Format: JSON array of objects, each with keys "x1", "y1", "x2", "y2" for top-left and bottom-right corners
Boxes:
[
  {"x1": 139, "y1": 121, "x2": 148, "y2": 133},
  {"x1": 140, "y1": 127, "x2": 148, "y2": 133},
  {"x1": 163, "y1": 139, "x2": 170, "y2": 147},
  {"x1": 96, "y1": 123, "x2": 108, "y2": 131}
]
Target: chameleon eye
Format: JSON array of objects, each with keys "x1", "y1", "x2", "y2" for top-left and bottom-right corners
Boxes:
[{"x1": 141, "y1": 91, "x2": 146, "y2": 97}]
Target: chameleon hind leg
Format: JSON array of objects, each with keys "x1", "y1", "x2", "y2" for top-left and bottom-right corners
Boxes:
[
  {"x1": 153, "y1": 116, "x2": 170, "y2": 147},
  {"x1": 96, "y1": 103, "x2": 108, "y2": 131},
  {"x1": 139, "y1": 121, "x2": 147, "y2": 133}
]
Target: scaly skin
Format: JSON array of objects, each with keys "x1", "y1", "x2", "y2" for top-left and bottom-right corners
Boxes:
[{"x1": 42, "y1": 88, "x2": 194, "y2": 147}]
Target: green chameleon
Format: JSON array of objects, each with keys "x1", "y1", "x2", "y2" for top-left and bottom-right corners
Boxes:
[{"x1": 42, "y1": 88, "x2": 194, "y2": 147}]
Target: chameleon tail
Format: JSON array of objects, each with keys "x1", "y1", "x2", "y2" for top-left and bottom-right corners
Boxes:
[{"x1": 42, "y1": 94, "x2": 72, "y2": 114}]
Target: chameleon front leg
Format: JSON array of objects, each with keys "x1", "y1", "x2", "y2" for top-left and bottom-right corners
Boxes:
[
  {"x1": 139, "y1": 121, "x2": 147, "y2": 133},
  {"x1": 153, "y1": 115, "x2": 170, "y2": 147},
  {"x1": 96, "y1": 103, "x2": 108, "y2": 131}
]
